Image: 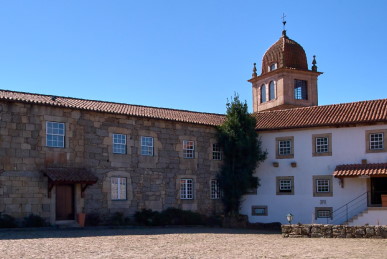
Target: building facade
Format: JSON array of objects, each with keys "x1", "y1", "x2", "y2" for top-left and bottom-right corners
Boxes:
[
  {"x1": 0, "y1": 92, "x2": 224, "y2": 224},
  {"x1": 1, "y1": 27, "x2": 387, "y2": 226}
]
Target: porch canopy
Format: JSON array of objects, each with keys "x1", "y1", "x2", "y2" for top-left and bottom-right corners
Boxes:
[
  {"x1": 41, "y1": 168, "x2": 98, "y2": 197},
  {"x1": 333, "y1": 163, "x2": 387, "y2": 178}
]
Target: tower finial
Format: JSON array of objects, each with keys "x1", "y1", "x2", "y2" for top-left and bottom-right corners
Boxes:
[
  {"x1": 281, "y1": 13, "x2": 287, "y2": 37},
  {"x1": 311, "y1": 55, "x2": 318, "y2": 72},
  {"x1": 252, "y1": 63, "x2": 257, "y2": 78}
]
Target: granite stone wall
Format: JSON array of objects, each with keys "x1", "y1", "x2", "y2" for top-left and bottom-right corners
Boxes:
[
  {"x1": 0, "y1": 101, "x2": 223, "y2": 223},
  {"x1": 282, "y1": 224, "x2": 387, "y2": 238}
]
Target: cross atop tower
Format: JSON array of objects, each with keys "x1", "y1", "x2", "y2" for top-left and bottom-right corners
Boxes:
[{"x1": 281, "y1": 13, "x2": 287, "y2": 30}]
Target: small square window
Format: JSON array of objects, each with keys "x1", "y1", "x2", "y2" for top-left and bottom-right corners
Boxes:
[
  {"x1": 113, "y1": 134, "x2": 126, "y2": 154},
  {"x1": 183, "y1": 140, "x2": 195, "y2": 159},
  {"x1": 180, "y1": 178, "x2": 193, "y2": 199},
  {"x1": 370, "y1": 133, "x2": 383, "y2": 150},
  {"x1": 312, "y1": 134, "x2": 332, "y2": 156},
  {"x1": 251, "y1": 206, "x2": 268, "y2": 216},
  {"x1": 276, "y1": 176, "x2": 294, "y2": 195},
  {"x1": 141, "y1": 136, "x2": 154, "y2": 156},
  {"x1": 276, "y1": 137, "x2": 294, "y2": 159},
  {"x1": 366, "y1": 130, "x2": 387, "y2": 153},
  {"x1": 46, "y1": 121, "x2": 65, "y2": 148},
  {"x1": 315, "y1": 207, "x2": 333, "y2": 220},
  {"x1": 111, "y1": 177, "x2": 127, "y2": 200},
  {"x1": 212, "y1": 143, "x2": 222, "y2": 160},
  {"x1": 210, "y1": 179, "x2": 221, "y2": 199},
  {"x1": 313, "y1": 176, "x2": 333, "y2": 197}
]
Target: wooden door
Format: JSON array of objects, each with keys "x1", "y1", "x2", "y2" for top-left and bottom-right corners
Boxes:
[{"x1": 56, "y1": 184, "x2": 74, "y2": 220}]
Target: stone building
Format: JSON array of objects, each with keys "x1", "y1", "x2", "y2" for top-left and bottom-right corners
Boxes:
[{"x1": 0, "y1": 91, "x2": 224, "y2": 224}]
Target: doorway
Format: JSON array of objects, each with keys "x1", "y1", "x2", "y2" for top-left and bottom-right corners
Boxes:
[
  {"x1": 56, "y1": 184, "x2": 75, "y2": 220},
  {"x1": 370, "y1": 178, "x2": 387, "y2": 205}
]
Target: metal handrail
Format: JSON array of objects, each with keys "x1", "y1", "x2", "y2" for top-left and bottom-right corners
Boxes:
[{"x1": 328, "y1": 191, "x2": 369, "y2": 225}]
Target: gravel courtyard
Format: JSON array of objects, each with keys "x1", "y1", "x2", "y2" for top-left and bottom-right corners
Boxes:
[{"x1": 0, "y1": 227, "x2": 386, "y2": 258}]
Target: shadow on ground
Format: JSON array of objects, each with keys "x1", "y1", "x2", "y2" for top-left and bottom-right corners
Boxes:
[{"x1": 0, "y1": 227, "x2": 281, "y2": 240}]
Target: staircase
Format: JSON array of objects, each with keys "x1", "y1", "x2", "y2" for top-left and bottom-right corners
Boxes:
[
  {"x1": 328, "y1": 192, "x2": 369, "y2": 225},
  {"x1": 346, "y1": 207, "x2": 387, "y2": 226}
]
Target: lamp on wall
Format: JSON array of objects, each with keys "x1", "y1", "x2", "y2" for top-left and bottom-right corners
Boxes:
[{"x1": 286, "y1": 213, "x2": 294, "y2": 225}]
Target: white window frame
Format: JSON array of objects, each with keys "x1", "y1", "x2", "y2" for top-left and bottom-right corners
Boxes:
[
  {"x1": 315, "y1": 207, "x2": 333, "y2": 220},
  {"x1": 210, "y1": 179, "x2": 221, "y2": 199},
  {"x1": 46, "y1": 121, "x2": 65, "y2": 148},
  {"x1": 279, "y1": 179, "x2": 292, "y2": 192},
  {"x1": 111, "y1": 177, "x2": 127, "y2": 200},
  {"x1": 316, "y1": 179, "x2": 330, "y2": 193},
  {"x1": 269, "y1": 63, "x2": 277, "y2": 71},
  {"x1": 278, "y1": 140, "x2": 292, "y2": 156},
  {"x1": 113, "y1": 134, "x2": 127, "y2": 154},
  {"x1": 141, "y1": 136, "x2": 154, "y2": 156},
  {"x1": 180, "y1": 178, "x2": 193, "y2": 199},
  {"x1": 316, "y1": 137, "x2": 329, "y2": 153},
  {"x1": 183, "y1": 140, "x2": 195, "y2": 159},
  {"x1": 251, "y1": 206, "x2": 268, "y2": 216},
  {"x1": 370, "y1": 133, "x2": 384, "y2": 150},
  {"x1": 212, "y1": 143, "x2": 221, "y2": 160}
]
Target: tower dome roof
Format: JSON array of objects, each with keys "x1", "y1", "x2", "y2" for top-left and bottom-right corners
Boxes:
[{"x1": 261, "y1": 31, "x2": 308, "y2": 74}]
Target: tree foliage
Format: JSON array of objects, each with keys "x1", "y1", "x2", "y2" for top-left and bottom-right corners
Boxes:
[{"x1": 217, "y1": 94, "x2": 267, "y2": 216}]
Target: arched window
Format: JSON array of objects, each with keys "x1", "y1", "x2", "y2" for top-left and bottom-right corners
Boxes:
[
  {"x1": 260, "y1": 85, "x2": 266, "y2": 103},
  {"x1": 294, "y1": 79, "x2": 308, "y2": 100},
  {"x1": 269, "y1": 81, "x2": 275, "y2": 100}
]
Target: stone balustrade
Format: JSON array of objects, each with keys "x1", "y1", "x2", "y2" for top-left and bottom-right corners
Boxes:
[{"x1": 282, "y1": 224, "x2": 387, "y2": 238}]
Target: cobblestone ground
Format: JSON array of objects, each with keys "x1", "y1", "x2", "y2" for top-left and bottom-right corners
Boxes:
[{"x1": 0, "y1": 227, "x2": 386, "y2": 258}]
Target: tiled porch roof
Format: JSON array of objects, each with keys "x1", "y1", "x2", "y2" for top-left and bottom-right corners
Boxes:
[
  {"x1": 41, "y1": 168, "x2": 98, "y2": 184},
  {"x1": 333, "y1": 163, "x2": 387, "y2": 178}
]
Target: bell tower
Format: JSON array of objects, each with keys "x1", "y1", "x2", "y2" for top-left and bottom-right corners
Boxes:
[{"x1": 249, "y1": 26, "x2": 323, "y2": 112}]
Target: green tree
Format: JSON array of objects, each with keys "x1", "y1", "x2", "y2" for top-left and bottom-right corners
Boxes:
[{"x1": 217, "y1": 94, "x2": 267, "y2": 216}]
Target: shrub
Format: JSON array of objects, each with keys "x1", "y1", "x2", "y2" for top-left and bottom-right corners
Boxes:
[
  {"x1": 134, "y1": 209, "x2": 161, "y2": 226},
  {"x1": 134, "y1": 208, "x2": 204, "y2": 226},
  {"x1": 109, "y1": 212, "x2": 131, "y2": 226},
  {"x1": 22, "y1": 214, "x2": 47, "y2": 227},
  {"x1": 85, "y1": 213, "x2": 100, "y2": 226},
  {"x1": 160, "y1": 208, "x2": 203, "y2": 225},
  {"x1": 0, "y1": 213, "x2": 17, "y2": 228}
]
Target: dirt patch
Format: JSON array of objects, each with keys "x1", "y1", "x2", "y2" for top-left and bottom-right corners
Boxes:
[{"x1": 0, "y1": 227, "x2": 386, "y2": 258}]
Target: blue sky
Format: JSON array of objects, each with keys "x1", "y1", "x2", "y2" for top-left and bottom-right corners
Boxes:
[{"x1": 1, "y1": 1, "x2": 386, "y2": 114}]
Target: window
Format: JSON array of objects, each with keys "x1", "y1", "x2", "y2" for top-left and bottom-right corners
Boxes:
[
  {"x1": 312, "y1": 133, "x2": 332, "y2": 156},
  {"x1": 313, "y1": 175, "x2": 333, "y2": 197},
  {"x1": 180, "y1": 179, "x2": 193, "y2": 199},
  {"x1": 113, "y1": 134, "x2": 126, "y2": 154},
  {"x1": 269, "y1": 63, "x2": 277, "y2": 71},
  {"x1": 212, "y1": 143, "x2": 221, "y2": 160},
  {"x1": 141, "y1": 136, "x2": 154, "y2": 156},
  {"x1": 260, "y1": 84, "x2": 266, "y2": 103},
  {"x1": 366, "y1": 130, "x2": 387, "y2": 153},
  {"x1": 111, "y1": 177, "x2": 127, "y2": 200},
  {"x1": 269, "y1": 81, "x2": 275, "y2": 100},
  {"x1": 251, "y1": 206, "x2": 268, "y2": 216},
  {"x1": 276, "y1": 176, "x2": 294, "y2": 195},
  {"x1": 46, "y1": 121, "x2": 65, "y2": 148},
  {"x1": 370, "y1": 133, "x2": 383, "y2": 150},
  {"x1": 183, "y1": 140, "x2": 195, "y2": 158},
  {"x1": 294, "y1": 79, "x2": 308, "y2": 100},
  {"x1": 315, "y1": 207, "x2": 333, "y2": 220},
  {"x1": 210, "y1": 179, "x2": 221, "y2": 199},
  {"x1": 276, "y1": 136, "x2": 294, "y2": 159}
]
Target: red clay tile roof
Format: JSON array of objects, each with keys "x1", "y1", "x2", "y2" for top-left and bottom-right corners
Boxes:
[
  {"x1": 0, "y1": 89, "x2": 225, "y2": 126},
  {"x1": 333, "y1": 163, "x2": 387, "y2": 177},
  {"x1": 254, "y1": 99, "x2": 387, "y2": 131},
  {"x1": 261, "y1": 31, "x2": 308, "y2": 74},
  {"x1": 42, "y1": 168, "x2": 98, "y2": 184}
]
